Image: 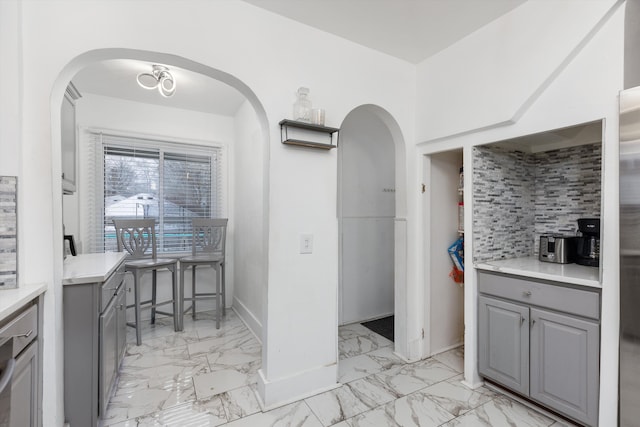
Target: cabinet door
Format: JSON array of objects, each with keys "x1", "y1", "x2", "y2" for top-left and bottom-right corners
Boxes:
[
  {"x1": 10, "y1": 341, "x2": 38, "y2": 427},
  {"x1": 99, "y1": 296, "x2": 117, "y2": 417},
  {"x1": 478, "y1": 295, "x2": 529, "y2": 395},
  {"x1": 530, "y1": 308, "x2": 599, "y2": 427},
  {"x1": 61, "y1": 91, "x2": 76, "y2": 193},
  {"x1": 115, "y1": 283, "x2": 127, "y2": 362}
]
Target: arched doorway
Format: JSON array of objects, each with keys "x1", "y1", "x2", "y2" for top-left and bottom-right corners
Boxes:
[
  {"x1": 52, "y1": 50, "x2": 270, "y2": 335},
  {"x1": 337, "y1": 105, "x2": 407, "y2": 359},
  {"x1": 338, "y1": 108, "x2": 395, "y2": 327}
]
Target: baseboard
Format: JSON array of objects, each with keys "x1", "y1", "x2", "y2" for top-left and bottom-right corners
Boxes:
[
  {"x1": 232, "y1": 296, "x2": 262, "y2": 344},
  {"x1": 430, "y1": 341, "x2": 464, "y2": 357},
  {"x1": 256, "y1": 364, "x2": 339, "y2": 410}
]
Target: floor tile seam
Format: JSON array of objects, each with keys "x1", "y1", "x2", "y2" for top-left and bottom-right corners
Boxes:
[
  {"x1": 414, "y1": 386, "x2": 470, "y2": 421},
  {"x1": 195, "y1": 381, "x2": 256, "y2": 403},
  {"x1": 107, "y1": 395, "x2": 201, "y2": 427},
  {"x1": 119, "y1": 355, "x2": 208, "y2": 374},
  {"x1": 300, "y1": 399, "x2": 326, "y2": 427}
]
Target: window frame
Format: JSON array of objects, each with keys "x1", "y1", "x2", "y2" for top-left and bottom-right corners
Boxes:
[{"x1": 84, "y1": 128, "x2": 227, "y2": 255}]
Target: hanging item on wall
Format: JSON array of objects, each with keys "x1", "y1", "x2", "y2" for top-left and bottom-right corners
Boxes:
[
  {"x1": 448, "y1": 237, "x2": 464, "y2": 286},
  {"x1": 0, "y1": 176, "x2": 17, "y2": 289}
]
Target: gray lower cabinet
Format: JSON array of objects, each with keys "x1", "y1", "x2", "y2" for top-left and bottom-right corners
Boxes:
[
  {"x1": 478, "y1": 296, "x2": 529, "y2": 395},
  {"x1": 478, "y1": 271, "x2": 600, "y2": 427},
  {"x1": 64, "y1": 261, "x2": 125, "y2": 427},
  {"x1": 1, "y1": 298, "x2": 42, "y2": 427},
  {"x1": 529, "y1": 308, "x2": 599, "y2": 426},
  {"x1": 10, "y1": 341, "x2": 38, "y2": 427}
]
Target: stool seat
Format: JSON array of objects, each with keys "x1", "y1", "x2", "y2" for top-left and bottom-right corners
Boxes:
[
  {"x1": 125, "y1": 258, "x2": 178, "y2": 269},
  {"x1": 180, "y1": 254, "x2": 223, "y2": 263}
]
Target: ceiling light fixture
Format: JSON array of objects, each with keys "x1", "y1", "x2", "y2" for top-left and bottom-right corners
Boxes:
[{"x1": 136, "y1": 65, "x2": 176, "y2": 97}]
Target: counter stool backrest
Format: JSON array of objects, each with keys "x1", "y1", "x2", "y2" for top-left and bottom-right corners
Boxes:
[
  {"x1": 192, "y1": 218, "x2": 228, "y2": 257},
  {"x1": 113, "y1": 218, "x2": 158, "y2": 259}
]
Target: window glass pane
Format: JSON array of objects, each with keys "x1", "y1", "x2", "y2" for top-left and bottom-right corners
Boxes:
[
  {"x1": 94, "y1": 136, "x2": 220, "y2": 254},
  {"x1": 103, "y1": 147, "x2": 160, "y2": 252},
  {"x1": 163, "y1": 152, "x2": 212, "y2": 252}
]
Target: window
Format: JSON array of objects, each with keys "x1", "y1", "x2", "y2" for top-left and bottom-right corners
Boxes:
[{"x1": 87, "y1": 131, "x2": 223, "y2": 253}]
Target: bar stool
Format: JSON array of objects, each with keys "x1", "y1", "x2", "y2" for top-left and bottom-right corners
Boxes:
[
  {"x1": 113, "y1": 219, "x2": 179, "y2": 346},
  {"x1": 180, "y1": 218, "x2": 228, "y2": 330}
]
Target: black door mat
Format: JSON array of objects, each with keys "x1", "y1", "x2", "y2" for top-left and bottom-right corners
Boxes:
[{"x1": 361, "y1": 315, "x2": 394, "y2": 342}]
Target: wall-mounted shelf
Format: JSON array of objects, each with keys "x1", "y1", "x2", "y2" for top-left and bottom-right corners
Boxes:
[{"x1": 279, "y1": 119, "x2": 340, "y2": 150}]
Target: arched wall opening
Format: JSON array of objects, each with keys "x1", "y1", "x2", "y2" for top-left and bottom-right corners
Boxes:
[
  {"x1": 48, "y1": 47, "x2": 271, "y2": 417},
  {"x1": 337, "y1": 104, "x2": 407, "y2": 353}
]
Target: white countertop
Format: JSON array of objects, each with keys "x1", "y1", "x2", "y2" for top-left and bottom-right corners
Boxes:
[
  {"x1": 63, "y1": 252, "x2": 126, "y2": 285},
  {"x1": 475, "y1": 256, "x2": 601, "y2": 288},
  {"x1": 0, "y1": 282, "x2": 47, "y2": 321}
]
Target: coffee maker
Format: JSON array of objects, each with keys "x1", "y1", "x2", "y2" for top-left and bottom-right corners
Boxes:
[{"x1": 576, "y1": 218, "x2": 600, "y2": 267}]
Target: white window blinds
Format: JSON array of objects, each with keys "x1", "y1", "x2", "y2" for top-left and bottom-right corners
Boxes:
[{"x1": 86, "y1": 131, "x2": 223, "y2": 254}]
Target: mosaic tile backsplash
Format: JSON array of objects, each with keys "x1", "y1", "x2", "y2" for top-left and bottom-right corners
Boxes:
[
  {"x1": 0, "y1": 176, "x2": 17, "y2": 289},
  {"x1": 473, "y1": 143, "x2": 601, "y2": 263}
]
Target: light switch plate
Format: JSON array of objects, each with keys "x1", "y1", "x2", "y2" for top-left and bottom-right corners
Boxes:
[{"x1": 300, "y1": 234, "x2": 313, "y2": 254}]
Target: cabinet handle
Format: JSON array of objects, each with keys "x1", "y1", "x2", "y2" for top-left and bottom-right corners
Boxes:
[
  {"x1": 118, "y1": 304, "x2": 124, "y2": 310},
  {"x1": 105, "y1": 287, "x2": 118, "y2": 291},
  {"x1": 523, "y1": 291, "x2": 532, "y2": 297},
  {"x1": 521, "y1": 316, "x2": 525, "y2": 325},
  {"x1": 531, "y1": 319, "x2": 536, "y2": 327},
  {"x1": 13, "y1": 329, "x2": 33, "y2": 339}
]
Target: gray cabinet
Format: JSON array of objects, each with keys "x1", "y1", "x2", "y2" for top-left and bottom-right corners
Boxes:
[
  {"x1": 64, "y1": 260, "x2": 125, "y2": 427},
  {"x1": 478, "y1": 271, "x2": 600, "y2": 427},
  {"x1": 478, "y1": 296, "x2": 529, "y2": 395},
  {"x1": 116, "y1": 284, "x2": 127, "y2": 362},
  {"x1": 1, "y1": 298, "x2": 42, "y2": 427},
  {"x1": 10, "y1": 341, "x2": 38, "y2": 427},
  {"x1": 530, "y1": 308, "x2": 599, "y2": 426},
  {"x1": 61, "y1": 83, "x2": 80, "y2": 194}
]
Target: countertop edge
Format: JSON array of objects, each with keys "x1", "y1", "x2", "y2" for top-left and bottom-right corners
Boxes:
[
  {"x1": 62, "y1": 253, "x2": 126, "y2": 285},
  {"x1": 0, "y1": 282, "x2": 47, "y2": 321},
  {"x1": 475, "y1": 260, "x2": 602, "y2": 289}
]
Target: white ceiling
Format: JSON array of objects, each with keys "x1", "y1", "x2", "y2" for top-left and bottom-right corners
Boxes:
[
  {"x1": 72, "y1": 59, "x2": 247, "y2": 116},
  {"x1": 242, "y1": 0, "x2": 525, "y2": 64},
  {"x1": 72, "y1": 1, "x2": 525, "y2": 115}
]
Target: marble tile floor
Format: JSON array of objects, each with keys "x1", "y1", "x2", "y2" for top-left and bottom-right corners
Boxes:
[{"x1": 103, "y1": 311, "x2": 578, "y2": 426}]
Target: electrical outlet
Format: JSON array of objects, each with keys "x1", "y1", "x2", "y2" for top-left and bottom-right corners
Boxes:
[{"x1": 300, "y1": 234, "x2": 313, "y2": 254}]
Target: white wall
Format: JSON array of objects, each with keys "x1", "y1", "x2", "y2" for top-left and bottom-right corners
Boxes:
[
  {"x1": 0, "y1": 0, "x2": 21, "y2": 177},
  {"x1": 8, "y1": 0, "x2": 416, "y2": 422},
  {"x1": 415, "y1": 1, "x2": 624, "y2": 425},
  {"x1": 339, "y1": 108, "x2": 395, "y2": 325},
  {"x1": 232, "y1": 99, "x2": 265, "y2": 339}
]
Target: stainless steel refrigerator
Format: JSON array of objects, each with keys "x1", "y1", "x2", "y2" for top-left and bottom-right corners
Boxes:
[{"x1": 619, "y1": 86, "x2": 640, "y2": 427}]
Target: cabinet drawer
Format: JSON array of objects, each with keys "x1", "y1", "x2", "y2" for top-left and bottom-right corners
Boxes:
[
  {"x1": 478, "y1": 272, "x2": 600, "y2": 320},
  {"x1": 100, "y1": 263, "x2": 125, "y2": 313},
  {"x1": 0, "y1": 304, "x2": 37, "y2": 357}
]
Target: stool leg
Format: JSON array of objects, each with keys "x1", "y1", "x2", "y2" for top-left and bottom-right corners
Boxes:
[
  {"x1": 216, "y1": 263, "x2": 221, "y2": 329},
  {"x1": 151, "y1": 269, "x2": 157, "y2": 324},
  {"x1": 171, "y1": 265, "x2": 179, "y2": 332},
  {"x1": 179, "y1": 263, "x2": 185, "y2": 332},
  {"x1": 192, "y1": 265, "x2": 197, "y2": 320},
  {"x1": 221, "y1": 262, "x2": 226, "y2": 316},
  {"x1": 134, "y1": 272, "x2": 142, "y2": 346}
]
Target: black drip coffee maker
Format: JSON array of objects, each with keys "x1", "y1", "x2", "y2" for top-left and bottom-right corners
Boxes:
[{"x1": 576, "y1": 218, "x2": 600, "y2": 267}]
